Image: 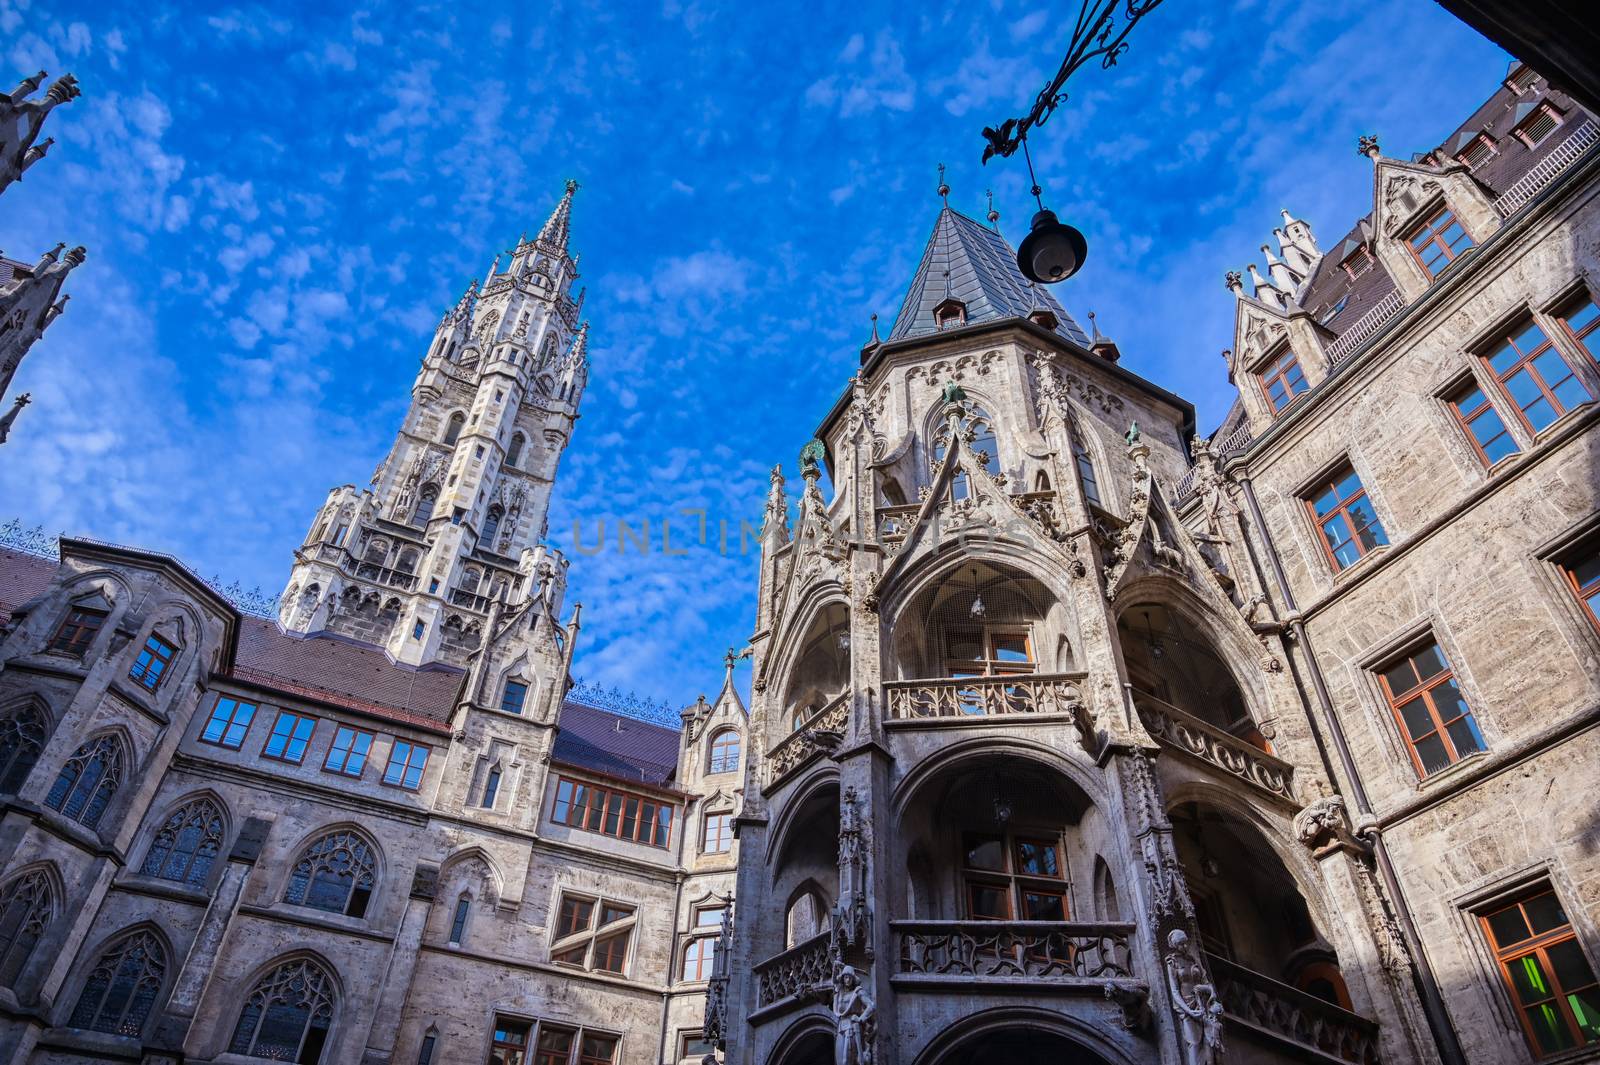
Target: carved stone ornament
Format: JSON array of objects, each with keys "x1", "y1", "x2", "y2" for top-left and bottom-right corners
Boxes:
[
  {"x1": 1382, "y1": 174, "x2": 1443, "y2": 235},
  {"x1": 1293, "y1": 794, "x2": 1363, "y2": 856},
  {"x1": 1165, "y1": 928, "x2": 1225, "y2": 1065},
  {"x1": 832, "y1": 964, "x2": 877, "y2": 1065},
  {"x1": 833, "y1": 786, "x2": 872, "y2": 954}
]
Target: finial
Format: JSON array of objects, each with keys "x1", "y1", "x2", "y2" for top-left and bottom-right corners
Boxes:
[
  {"x1": 565, "y1": 178, "x2": 580, "y2": 194},
  {"x1": 1125, "y1": 421, "x2": 1142, "y2": 447},
  {"x1": 937, "y1": 162, "x2": 949, "y2": 205},
  {"x1": 0, "y1": 393, "x2": 31, "y2": 445},
  {"x1": 942, "y1": 380, "x2": 967, "y2": 406},
  {"x1": 723, "y1": 647, "x2": 738, "y2": 672},
  {"x1": 985, "y1": 188, "x2": 999, "y2": 229},
  {"x1": 868, "y1": 312, "x2": 881, "y2": 345},
  {"x1": 1358, "y1": 134, "x2": 1380, "y2": 159},
  {"x1": 1088, "y1": 309, "x2": 1100, "y2": 337},
  {"x1": 799, "y1": 438, "x2": 826, "y2": 477}
]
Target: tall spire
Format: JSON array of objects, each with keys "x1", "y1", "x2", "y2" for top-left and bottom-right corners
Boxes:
[{"x1": 537, "y1": 179, "x2": 580, "y2": 252}]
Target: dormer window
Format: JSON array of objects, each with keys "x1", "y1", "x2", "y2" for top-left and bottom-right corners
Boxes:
[
  {"x1": 1456, "y1": 133, "x2": 1496, "y2": 171},
  {"x1": 1406, "y1": 206, "x2": 1473, "y2": 279},
  {"x1": 1259, "y1": 348, "x2": 1309, "y2": 414},
  {"x1": 1340, "y1": 244, "x2": 1375, "y2": 280},
  {"x1": 1506, "y1": 64, "x2": 1539, "y2": 94},
  {"x1": 1028, "y1": 309, "x2": 1058, "y2": 330},
  {"x1": 1513, "y1": 101, "x2": 1563, "y2": 148},
  {"x1": 934, "y1": 298, "x2": 966, "y2": 330}
]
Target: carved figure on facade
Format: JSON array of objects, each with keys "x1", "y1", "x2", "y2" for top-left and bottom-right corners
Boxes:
[
  {"x1": 834, "y1": 786, "x2": 871, "y2": 953},
  {"x1": 832, "y1": 964, "x2": 876, "y2": 1065},
  {"x1": 1165, "y1": 928, "x2": 1224, "y2": 1065},
  {"x1": 1293, "y1": 794, "x2": 1361, "y2": 855}
]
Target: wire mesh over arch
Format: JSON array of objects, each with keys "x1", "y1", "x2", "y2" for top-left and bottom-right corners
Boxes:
[{"x1": 68, "y1": 929, "x2": 167, "y2": 1035}]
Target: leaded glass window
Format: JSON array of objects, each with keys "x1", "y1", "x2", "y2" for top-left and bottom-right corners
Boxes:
[
  {"x1": 140, "y1": 797, "x2": 226, "y2": 888},
  {"x1": 0, "y1": 702, "x2": 47, "y2": 794},
  {"x1": 228, "y1": 957, "x2": 336, "y2": 1063},
  {"x1": 284, "y1": 831, "x2": 377, "y2": 918},
  {"x1": 68, "y1": 930, "x2": 166, "y2": 1035},
  {"x1": 45, "y1": 735, "x2": 124, "y2": 829},
  {"x1": 0, "y1": 869, "x2": 52, "y2": 987}
]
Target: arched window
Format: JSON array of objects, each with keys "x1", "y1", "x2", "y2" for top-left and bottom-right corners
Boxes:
[
  {"x1": 413, "y1": 486, "x2": 438, "y2": 527},
  {"x1": 442, "y1": 412, "x2": 465, "y2": 446},
  {"x1": 506, "y1": 433, "x2": 525, "y2": 468},
  {"x1": 932, "y1": 404, "x2": 1000, "y2": 500},
  {"x1": 481, "y1": 507, "x2": 502, "y2": 546},
  {"x1": 1072, "y1": 436, "x2": 1102, "y2": 507},
  {"x1": 396, "y1": 550, "x2": 419, "y2": 575},
  {"x1": 0, "y1": 869, "x2": 52, "y2": 987},
  {"x1": 284, "y1": 831, "x2": 377, "y2": 918},
  {"x1": 785, "y1": 890, "x2": 823, "y2": 949},
  {"x1": 228, "y1": 957, "x2": 336, "y2": 1063},
  {"x1": 364, "y1": 541, "x2": 388, "y2": 564},
  {"x1": 482, "y1": 765, "x2": 502, "y2": 809},
  {"x1": 46, "y1": 735, "x2": 123, "y2": 829},
  {"x1": 449, "y1": 893, "x2": 471, "y2": 945},
  {"x1": 707, "y1": 730, "x2": 740, "y2": 775},
  {"x1": 0, "y1": 702, "x2": 47, "y2": 794},
  {"x1": 68, "y1": 929, "x2": 167, "y2": 1035},
  {"x1": 141, "y1": 796, "x2": 226, "y2": 888}
]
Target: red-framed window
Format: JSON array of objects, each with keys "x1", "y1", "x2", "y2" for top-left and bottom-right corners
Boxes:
[
  {"x1": 962, "y1": 832, "x2": 1069, "y2": 921},
  {"x1": 383, "y1": 740, "x2": 429, "y2": 789},
  {"x1": 681, "y1": 934, "x2": 715, "y2": 982},
  {"x1": 1558, "y1": 291, "x2": 1599, "y2": 362},
  {"x1": 200, "y1": 696, "x2": 257, "y2": 749},
  {"x1": 1445, "y1": 379, "x2": 1519, "y2": 466},
  {"x1": 552, "y1": 777, "x2": 674, "y2": 847},
  {"x1": 532, "y1": 1027, "x2": 572, "y2": 1065},
  {"x1": 323, "y1": 726, "x2": 373, "y2": 777},
  {"x1": 1305, "y1": 465, "x2": 1389, "y2": 571},
  {"x1": 49, "y1": 607, "x2": 105, "y2": 656},
  {"x1": 1457, "y1": 133, "x2": 1496, "y2": 170},
  {"x1": 262, "y1": 710, "x2": 316, "y2": 764},
  {"x1": 1562, "y1": 542, "x2": 1600, "y2": 629},
  {"x1": 490, "y1": 1018, "x2": 531, "y2": 1065},
  {"x1": 1482, "y1": 318, "x2": 1591, "y2": 434},
  {"x1": 550, "y1": 894, "x2": 634, "y2": 974},
  {"x1": 1515, "y1": 102, "x2": 1564, "y2": 147},
  {"x1": 702, "y1": 812, "x2": 733, "y2": 854},
  {"x1": 129, "y1": 634, "x2": 177, "y2": 690},
  {"x1": 1260, "y1": 348, "x2": 1309, "y2": 413},
  {"x1": 1377, "y1": 640, "x2": 1485, "y2": 776},
  {"x1": 707, "y1": 729, "x2": 740, "y2": 774},
  {"x1": 1481, "y1": 885, "x2": 1600, "y2": 1056},
  {"x1": 578, "y1": 1034, "x2": 617, "y2": 1065},
  {"x1": 1406, "y1": 206, "x2": 1474, "y2": 278}
]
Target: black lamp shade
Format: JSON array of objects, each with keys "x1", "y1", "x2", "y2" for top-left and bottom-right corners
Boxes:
[{"x1": 1017, "y1": 209, "x2": 1088, "y2": 284}]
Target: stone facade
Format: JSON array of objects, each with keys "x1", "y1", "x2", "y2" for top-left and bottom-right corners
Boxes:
[{"x1": 717, "y1": 63, "x2": 1600, "y2": 1065}]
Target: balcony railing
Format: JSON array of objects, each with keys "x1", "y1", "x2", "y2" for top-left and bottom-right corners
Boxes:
[
  {"x1": 354, "y1": 562, "x2": 419, "y2": 590},
  {"x1": 1134, "y1": 692, "x2": 1295, "y2": 802},
  {"x1": 1494, "y1": 119, "x2": 1599, "y2": 216},
  {"x1": 754, "y1": 928, "x2": 832, "y2": 1008},
  {"x1": 765, "y1": 694, "x2": 849, "y2": 790},
  {"x1": 1325, "y1": 289, "x2": 1405, "y2": 365},
  {"x1": 884, "y1": 672, "x2": 1086, "y2": 721},
  {"x1": 1209, "y1": 953, "x2": 1381, "y2": 1064},
  {"x1": 894, "y1": 920, "x2": 1135, "y2": 983}
]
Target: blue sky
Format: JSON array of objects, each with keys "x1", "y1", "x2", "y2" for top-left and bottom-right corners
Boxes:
[{"x1": 0, "y1": 0, "x2": 1507, "y2": 706}]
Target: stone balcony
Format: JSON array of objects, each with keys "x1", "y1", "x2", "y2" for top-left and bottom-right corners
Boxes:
[
  {"x1": 765, "y1": 694, "x2": 849, "y2": 792},
  {"x1": 1133, "y1": 691, "x2": 1296, "y2": 803},
  {"x1": 1209, "y1": 953, "x2": 1381, "y2": 1064},
  {"x1": 893, "y1": 919, "x2": 1137, "y2": 988},
  {"x1": 752, "y1": 928, "x2": 832, "y2": 1012},
  {"x1": 883, "y1": 672, "x2": 1087, "y2": 723}
]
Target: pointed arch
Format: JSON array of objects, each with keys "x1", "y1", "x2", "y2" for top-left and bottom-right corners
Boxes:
[
  {"x1": 45, "y1": 730, "x2": 128, "y2": 829},
  {"x1": 784, "y1": 880, "x2": 828, "y2": 948},
  {"x1": 0, "y1": 863, "x2": 59, "y2": 989},
  {"x1": 228, "y1": 953, "x2": 340, "y2": 1063},
  {"x1": 67, "y1": 923, "x2": 171, "y2": 1036},
  {"x1": 140, "y1": 791, "x2": 230, "y2": 889},
  {"x1": 412, "y1": 484, "x2": 439, "y2": 526},
  {"x1": 506, "y1": 432, "x2": 526, "y2": 468},
  {"x1": 481, "y1": 506, "x2": 503, "y2": 547},
  {"x1": 927, "y1": 396, "x2": 1001, "y2": 498},
  {"x1": 442, "y1": 411, "x2": 466, "y2": 446},
  {"x1": 283, "y1": 827, "x2": 381, "y2": 919},
  {"x1": 437, "y1": 845, "x2": 505, "y2": 906},
  {"x1": 0, "y1": 694, "x2": 51, "y2": 794}
]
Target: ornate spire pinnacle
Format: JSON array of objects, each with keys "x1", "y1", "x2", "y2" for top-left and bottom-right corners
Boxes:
[
  {"x1": 568, "y1": 320, "x2": 590, "y2": 366},
  {"x1": 0, "y1": 392, "x2": 29, "y2": 444},
  {"x1": 0, "y1": 71, "x2": 80, "y2": 199},
  {"x1": 937, "y1": 163, "x2": 949, "y2": 206},
  {"x1": 537, "y1": 179, "x2": 579, "y2": 252},
  {"x1": 986, "y1": 188, "x2": 1000, "y2": 230},
  {"x1": 763, "y1": 464, "x2": 789, "y2": 538},
  {"x1": 868, "y1": 312, "x2": 881, "y2": 346}
]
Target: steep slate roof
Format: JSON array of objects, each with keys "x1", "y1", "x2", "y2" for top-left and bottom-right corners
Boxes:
[
  {"x1": 889, "y1": 207, "x2": 1092, "y2": 347},
  {"x1": 552, "y1": 699, "x2": 681, "y2": 788},
  {"x1": 0, "y1": 547, "x2": 57, "y2": 623}
]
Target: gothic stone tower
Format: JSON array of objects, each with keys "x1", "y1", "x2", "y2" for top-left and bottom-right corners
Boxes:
[
  {"x1": 713, "y1": 202, "x2": 1439, "y2": 1065},
  {"x1": 281, "y1": 181, "x2": 590, "y2": 670}
]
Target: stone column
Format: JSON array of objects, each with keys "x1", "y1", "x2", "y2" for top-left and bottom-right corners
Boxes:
[
  {"x1": 153, "y1": 816, "x2": 271, "y2": 1056},
  {"x1": 360, "y1": 863, "x2": 440, "y2": 1065}
]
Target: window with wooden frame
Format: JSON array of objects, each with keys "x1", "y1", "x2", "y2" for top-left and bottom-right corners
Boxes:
[
  {"x1": 942, "y1": 625, "x2": 1034, "y2": 678},
  {"x1": 1457, "y1": 133, "x2": 1497, "y2": 170},
  {"x1": 679, "y1": 1032, "x2": 716, "y2": 1063},
  {"x1": 1479, "y1": 884, "x2": 1600, "y2": 1056},
  {"x1": 1444, "y1": 378, "x2": 1519, "y2": 466},
  {"x1": 1259, "y1": 347, "x2": 1309, "y2": 414},
  {"x1": 680, "y1": 931, "x2": 716, "y2": 982},
  {"x1": 1481, "y1": 318, "x2": 1592, "y2": 434},
  {"x1": 1507, "y1": 65, "x2": 1540, "y2": 93},
  {"x1": 323, "y1": 726, "x2": 373, "y2": 777},
  {"x1": 1557, "y1": 290, "x2": 1599, "y2": 363},
  {"x1": 129, "y1": 634, "x2": 177, "y2": 690},
  {"x1": 49, "y1": 607, "x2": 105, "y2": 656},
  {"x1": 707, "y1": 729, "x2": 740, "y2": 775},
  {"x1": 383, "y1": 740, "x2": 430, "y2": 790},
  {"x1": 490, "y1": 1017, "x2": 532, "y2": 1065},
  {"x1": 200, "y1": 697, "x2": 257, "y2": 749},
  {"x1": 1304, "y1": 465, "x2": 1389, "y2": 571},
  {"x1": 551, "y1": 777, "x2": 673, "y2": 848},
  {"x1": 550, "y1": 893, "x2": 635, "y2": 974},
  {"x1": 263, "y1": 711, "x2": 316, "y2": 764},
  {"x1": 1559, "y1": 539, "x2": 1600, "y2": 630},
  {"x1": 1377, "y1": 639, "x2": 1485, "y2": 776},
  {"x1": 701, "y1": 811, "x2": 733, "y2": 854},
  {"x1": 1515, "y1": 101, "x2": 1564, "y2": 147},
  {"x1": 1405, "y1": 206, "x2": 1474, "y2": 279},
  {"x1": 1340, "y1": 243, "x2": 1376, "y2": 279},
  {"x1": 961, "y1": 832, "x2": 1069, "y2": 922}
]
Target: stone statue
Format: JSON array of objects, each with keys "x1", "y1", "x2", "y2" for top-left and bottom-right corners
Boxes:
[
  {"x1": 1125, "y1": 421, "x2": 1142, "y2": 447},
  {"x1": 833, "y1": 965, "x2": 875, "y2": 1065},
  {"x1": 0, "y1": 71, "x2": 80, "y2": 197},
  {"x1": 1164, "y1": 929, "x2": 1223, "y2": 1065},
  {"x1": 799, "y1": 438, "x2": 826, "y2": 475},
  {"x1": 941, "y1": 379, "x2": 967, "y2": 406}
]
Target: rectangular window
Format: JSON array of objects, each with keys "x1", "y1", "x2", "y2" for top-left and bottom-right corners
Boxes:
[
  {"x1": 1446, "y1": 379, "x2": 1519, "y2": 466},
  {"x1": 533, "y1": 1029, "x2": 573, "y2": 1065},
  {"x1": 201, "y1": 696, "x2": 257, "y2": 749},
  {"x1": 1072, "y1": 440, "x2": 1101, "y2": 506},
  {"x1": 1562, "y1": 543, "x2": 1600, "y2": 629},
  {"x1": 551, "y1": 776, "x2": 673, "y2": 847},
  {"x1": 324, "y1": 726, "x2": 374, "y2": 777},
  {"x1": 129, "y1": 634, "x2": 177, "y2": 690},
  {"x1": 490, "y1": 1017, "x2": 532, "y2": 1065},
  {"x1": 551, "y1": 893, "x2": 635, "y2": 975},
  {"x1": 1458, "y1": 134, "x2": 1496, "y2": 170},
  {"x1": 1481, "y1": 885, "x2": 1600, "y2": 1057},
  {"x1": 1306, "y1": 465, "x2": 1389, "y2": 570},
  {"x1": 1483, "y1": 318, "x2": 1592, "y2": 433},
  {"x1": 1516, "y1": 103, "x2": 1563, "y2": 147},
  {"x1": 418, "y1": 1031, "x2": 437, "y2": 1065},
  {"x1": 1260, "y1": 348, "x2": 1310, "y2": 413},
  {"x1": 680, "y1": 1033, "x2": 716, "y2": 1062},
  {"x1": 1558, "y1": 291, "x2": 1599, "y2": 362},
  {"x1": 962, "y1": 832, "x2": 1068, "y2": 923},
  {"x1": 263, "y1": 710, "x2": 316, "y2": 763},
  {"x1": 702, "y1": 812, "x2": 733, "y2": 854},
  {"x1": 501, "y1": 681, "x2": 528, "y2": 715},
  {"x1": 1407, "y1": 206, "x2": 1474, "y2": 278},
  {"x1": 579, "y1": 1034, "x2": 617, "y2": 1065},
  {"x1": 384, "y1": 740, "x2": 430, "y2": 789},
  {"x1": 49, "y1": 607, "x2": 105, "y2": 656},
  {"x1": 1378, "y1": 640, "x2": 1486, "y2": 776}
]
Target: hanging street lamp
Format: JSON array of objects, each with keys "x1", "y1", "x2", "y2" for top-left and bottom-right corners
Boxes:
[{"x1": 981, "y1": 0, "x2": 1167, "y2": 284}]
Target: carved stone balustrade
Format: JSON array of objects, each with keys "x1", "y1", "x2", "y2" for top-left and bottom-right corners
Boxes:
[
  {"x1": 1134, "y1": 692, "x2": 1295, "y2": 803},
  {"x1": 875, "y1": 503, "x2": 920, "y2": 547},
  {"x1": 765, "y1": 694, "x2": 849, "y2": 791},
  {"x1": 884, "y1": 672, "x2": 1086, "y2": 722},
  {"x1": 754, "y1": 928, "x2": 833, "y2": 1009},
  {"x1": 893, "y1": 920, "x2": 1137, "y2": 987},
  {"x1": 1209, "y1": 953, "x2": 1381, "y2": 1064}
]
